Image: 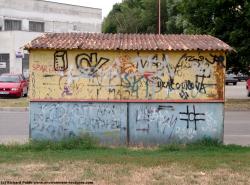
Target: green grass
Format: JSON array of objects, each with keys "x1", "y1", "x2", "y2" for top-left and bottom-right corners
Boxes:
[
  {"x1": 1, "y1": 137, "x2": 250, "y2": 184},
  {"x1": 0, "y1": 137, "x2": 249, "y2": 170}
]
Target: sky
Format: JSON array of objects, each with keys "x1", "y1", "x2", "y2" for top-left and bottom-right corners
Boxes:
[{"x1": 46, "y1": 0, "x2": 122, "y2": 19}]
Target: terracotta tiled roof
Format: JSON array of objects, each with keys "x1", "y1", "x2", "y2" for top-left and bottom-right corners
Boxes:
[{"x1": 24, "y1": 33, "x2": 233, "y2": 51}]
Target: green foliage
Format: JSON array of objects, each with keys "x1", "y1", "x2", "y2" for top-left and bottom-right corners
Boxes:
[
  {"x1": 0, "y1": 134, "x2": 98, "y2": 151},
  {"x1": 178, "y1": 0, "x2": 250, "y2": 71},
  {"x1": 102, "y1": 0, "x2": 144, "y2": 33},
  {"x1": 102, "y1": 0, "x2": 168, "y2": 33},
  {"x1": 102, "y1": 0, "x2": 250, "y2": 70},
  {"x1": 0, "y1": 137, "x2": 247, "y2": 153},
  {"x1": 159, "y1": 138, "x2": 223, "y2": 152},
  {"x1": 189, "y1": 137, "x2": 222, "y2": 147}
]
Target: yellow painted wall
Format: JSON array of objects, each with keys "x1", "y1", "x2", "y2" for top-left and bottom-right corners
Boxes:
[{"x1": 29, "y1": 50, "x2": 225, "y2": 101}]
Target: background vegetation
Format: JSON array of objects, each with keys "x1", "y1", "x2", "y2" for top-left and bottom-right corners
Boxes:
[{"x1": 102, "y1": 0, "x2": 250, "y2": 73}]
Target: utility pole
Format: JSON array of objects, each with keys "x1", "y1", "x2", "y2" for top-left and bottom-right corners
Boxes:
[{"x1": 158, "y1": 0, "x2": 161, "y2": 34}]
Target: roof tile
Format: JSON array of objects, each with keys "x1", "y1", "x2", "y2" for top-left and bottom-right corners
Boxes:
[{"x1": 24, "y1": 33, "x2": 233, "y2": 51}]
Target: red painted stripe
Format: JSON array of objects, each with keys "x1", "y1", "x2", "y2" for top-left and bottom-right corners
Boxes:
[{"x1": 30, "y1": 99, "x2": 225, "y2": 103}]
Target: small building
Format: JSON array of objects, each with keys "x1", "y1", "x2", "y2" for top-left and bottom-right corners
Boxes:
[
  {"x1": 25, "y1": 33, "x2": 233, "y2": 145},
  {"x1": 0, "y1": 0, "x2": 101, "y2": 76}
]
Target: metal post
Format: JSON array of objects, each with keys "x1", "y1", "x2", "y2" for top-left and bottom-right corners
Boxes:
[
  {"x1": 126, "y1": 103, "x2": 130, "y2": 146},
  {"x1": 158, "y1": 0, "x2": 161, "y2": 34}
]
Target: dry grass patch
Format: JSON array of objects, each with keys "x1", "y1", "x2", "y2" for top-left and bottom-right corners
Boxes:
[
  {"x1": 225, "y1": 99, "x2": 250, "y2": 111},
  {"x1": 0, "y1": 97, "x2": 249, "y2": 111},
  {"x1": 0, "y1": 97, "x2": 28, "y2": 107},
  {"x1": 0, "y1": 161, "x2": 250, "y2": 185}
]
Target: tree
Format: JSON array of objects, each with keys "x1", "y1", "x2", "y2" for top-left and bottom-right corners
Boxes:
[
  {"x1": 102, "y1": 0, "x2": 144, "y2": 33},
  {"x1": 102, "y1": 0, "x2": 169, "y2": 34},
  {"x1": 178, "y1": 0, "x2": 250, "y2": 72},
  {"x1": 102, "y1": 0, "x2": 250, "y2": 71}
]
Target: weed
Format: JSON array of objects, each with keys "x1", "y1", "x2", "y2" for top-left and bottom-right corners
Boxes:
[{"x1": 0, "y1": 134, "x2": 98, "y2": 151}]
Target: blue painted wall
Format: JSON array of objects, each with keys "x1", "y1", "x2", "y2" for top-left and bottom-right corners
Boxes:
[
  {"x1": 30, "y1": 103, "x2": 127, "y2": 145},
  {"x1": 128, "y1": 103, "x2": 224, "y2": 145},
  {"x1": 30, "y1": 102, "x2": 224, "y2": 145}
]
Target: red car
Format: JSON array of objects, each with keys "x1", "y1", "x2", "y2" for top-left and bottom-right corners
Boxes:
[
  {"x1": 0, "y1": 74, "x2": 28, "y2": 98},
  {"x1": 247, "y1": 77, "x2": 250, "y2": 97}
]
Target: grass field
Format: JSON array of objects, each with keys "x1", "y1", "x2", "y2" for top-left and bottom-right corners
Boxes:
[
  {"x1": 0, "y1": 97, "x2": 29, "y2": 107},
  {"x1": 225, "y1": 98, "x2": 250, "y2": 111},
  {"x1": 0, "y1": 138, "x2": 250, "y2": 184}
]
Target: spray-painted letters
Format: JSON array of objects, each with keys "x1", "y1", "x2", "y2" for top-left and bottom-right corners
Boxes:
[
  {"x1": 29, "y1": 50, "x2": 225, "y2": 100},
  {"x1": 30, "y1": 102, "x2": 223, "y2": 145}
]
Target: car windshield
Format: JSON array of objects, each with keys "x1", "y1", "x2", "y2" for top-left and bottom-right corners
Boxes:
[{"x1": 0, "y1": 76, "x2": 20, "y2": 83}]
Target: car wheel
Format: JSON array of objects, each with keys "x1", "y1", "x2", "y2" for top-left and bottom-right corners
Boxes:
[
  {"x1": 248, "y1": 92, "x2": 250, "y2": 97},
  {"x1": 24, "y1": 88, "x2": 28, "y2": 97},
  {"x1": 233, "y1": 82, "x2": 237, "y2": 85},
  {"x1": 18, "y1": 91, "x2": 23, "y2": 98}
]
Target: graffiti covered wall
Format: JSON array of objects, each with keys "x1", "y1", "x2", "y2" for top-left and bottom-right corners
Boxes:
[
  {"x1": 30, "y1": 102, "x2": 127, "y2": 145},
  {"x1": 29, "y1": 50, "x2": 226, "y2": 101},
  {"x1": 29, "y1": 49, "x2": 226, "y2": 144},
  {"x1": 30, "y1": 102, "x2": 224, "y2": 145},
  {"x1": 128, "y1": 103, "x2": 223, "y2": 145}
]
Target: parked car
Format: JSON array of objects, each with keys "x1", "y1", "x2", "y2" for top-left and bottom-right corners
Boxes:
[
  {"x1": 247, "y1": 77, "x2": 250, "y2": 97},
  {"x1": 225, "y1": 73, "x2": 238, "y2": 85},
  {"x1": 235, "y1": 72, "x2": 248, "y2": 81},
  {"x1": 0, "y1": 74, "x2": 28, "y2": 97}
]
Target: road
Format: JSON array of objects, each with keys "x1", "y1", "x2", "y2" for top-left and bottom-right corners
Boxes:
[
  {"x1": 224, "y1": 111, "x2": 250, "y2": 146},
  {"x1": 0, "y1": 110, "x2": 249, "y2": 146},
  {"x1": 0, "y1": 111, "x2": 29, "y2": 144},
  {"x1": 223, "y1": 82, "x2": 250, "y2": 145},
  {"x1": 225, "y1": 81, "x2": 249, "y2": 99}
]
